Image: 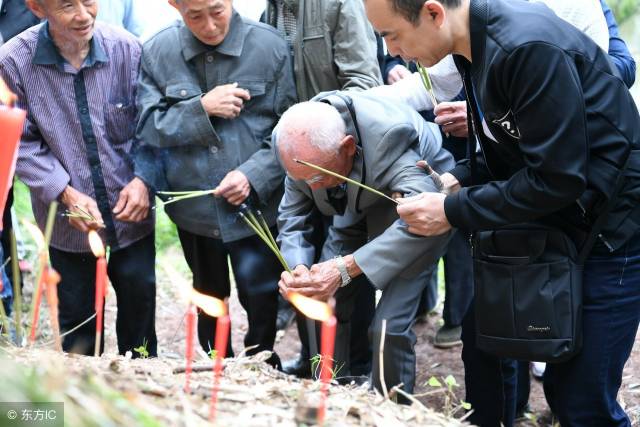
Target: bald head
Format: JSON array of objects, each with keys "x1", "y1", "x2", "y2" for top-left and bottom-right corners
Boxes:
[{"x1": 276, "y1": 101, "x2": 356, "y2": 189}]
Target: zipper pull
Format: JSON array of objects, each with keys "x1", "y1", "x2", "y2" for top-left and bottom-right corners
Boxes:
[{"x1": 598, "y1": 233, "x2": 614, "y2": 252}]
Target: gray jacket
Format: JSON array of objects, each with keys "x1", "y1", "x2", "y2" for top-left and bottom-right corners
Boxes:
[
  {"x1": 136, "y1": 12, "x2": 297, "y2": 241},
  {"x1": 264, "y1": 0, "x2": 382, "y2": 101},
  {"x1": 276, "y1": 92, "x2": 454, "y2": 290}
]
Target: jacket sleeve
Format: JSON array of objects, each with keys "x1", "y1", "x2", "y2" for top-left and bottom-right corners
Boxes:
[
  {"x1": 444, "y1": 43, "x2": 589, "y2": 231},
  {"x1": 352, "y1": 125, "x2": 451, "y2": 290},
  {"x1": 135, "y1": 52, "x2": 216, "y2": 149},
  {"x1": 236, "y1": 52, "x2": 297, "y2": 202},
  {"x1": 0, "y1": 59, "x2": 70, "y2": 204},
  {"x1": 332, "y1": 0, "x2": 383, "y2": 91},
  {"x1": 277, "y1": 177, "x2": 319, "y2": 270},
  {"x1": 600, "y1": 0, "x2": 636, "y2": 88}
]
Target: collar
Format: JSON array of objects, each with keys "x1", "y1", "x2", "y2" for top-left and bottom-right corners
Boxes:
[
  {"x1": 33, "y1": 22, "x2": 107, "y2": 71},
  {"x1": 468, "y1": 0, "x2": 488, "y2": 77},
  {"x1": 181, "y1": 10, "x2": 247, "y2": 62}
]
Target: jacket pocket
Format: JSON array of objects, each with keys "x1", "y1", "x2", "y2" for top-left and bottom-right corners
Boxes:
[
  {"x1": 104, "y1": 102, "x2": 136, "y2": 145},
  {"x1": 165, "y1": 83, "x2": 202, "y2": 104},
  {"x1": 302, "y1": 26, "x2": 332, "y2": 75}
]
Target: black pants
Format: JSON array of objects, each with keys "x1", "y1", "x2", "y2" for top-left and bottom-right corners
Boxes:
[
  {"x1": 177, "y1": 228, "x2": 280, "y2": 366},
  {"x1": 50, "y1": 233, "x2": 157, "y2": 357}
]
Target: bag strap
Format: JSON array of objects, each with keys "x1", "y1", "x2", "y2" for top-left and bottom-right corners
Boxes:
[{"x1": 460, "y1": 65, "x2": 631, "y2": 263}]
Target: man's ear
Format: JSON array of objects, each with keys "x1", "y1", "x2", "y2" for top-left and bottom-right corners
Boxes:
[
  {"x1": 341, "y1": 134, "x2": 356, "y2": 157},
  {"x1": 168, "y1": 0, "x2": 180, "y2": 11},
  {"x1": 25, "y1": 0, "x2": 46, "y2": 19},
  {"x1": 423, "y1": 0, "x2": 446, "y2": 28}
]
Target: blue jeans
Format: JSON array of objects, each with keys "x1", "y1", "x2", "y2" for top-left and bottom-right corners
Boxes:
[{"x1": 544, "y1": 240, "x2": 640, "y2": 426}]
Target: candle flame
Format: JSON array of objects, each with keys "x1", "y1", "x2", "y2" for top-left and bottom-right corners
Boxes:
[
  {"x1": 191, "y1": 290, "x2": 227, "y2": 317},
  {"x1": 288, "y1": 292, "x2": 332, "y2": 322},
  {"x1": 45, "y1": 267, "x2": 61, "y2": 286},
  {"x1": 0, "y1": 77, "x2": 17, "y2": 106},
  {"x1": 88, "y1": 231, "x2": 105, "y2": 257},
  {"x1": 21, "y1": 220, "x2": 45, "y2": 253}
]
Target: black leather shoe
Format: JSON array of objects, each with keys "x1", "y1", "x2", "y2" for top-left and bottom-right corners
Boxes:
[{"x1": 282, "y1": 355, "x2": 312, "y2": 378}]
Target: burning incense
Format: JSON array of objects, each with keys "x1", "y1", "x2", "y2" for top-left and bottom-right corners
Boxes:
[
  {"x1": 416, "y1": 160, "x2": 445, "y2": 193},
  {"x1": 155, "y1": 188, "x2": 218, "y2": 209},
  {"x1": 88, "y1": 231, "x2": 107, "y2": 357},
  {"x1": 417, "y1": 63, "x2": 438, "y2": 108},
  {"x1": 293, "y1": 159, "x2": 398, "y2": 204},
  {"x1": 287, "y1": 292, "x2": 336, "y2": 423}
]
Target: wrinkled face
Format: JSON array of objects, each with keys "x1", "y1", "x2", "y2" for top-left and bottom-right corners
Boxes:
[
  {"x1": 366, "y1": 0, "x2": 450, "y2": 67},
  {"x1": 31, "y1": 0, "x2": 98, "y2": 44},
  {"x1": 176, "y1": 0, "x2": 233, "y2": 46},
  {"x1": 279, "y1": 137, "x2": 355, "y2": 191}
]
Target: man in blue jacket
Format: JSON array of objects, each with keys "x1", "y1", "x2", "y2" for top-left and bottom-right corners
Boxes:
[{"x1": 367, "y1": 0, "x2": 640, "y2": 426}]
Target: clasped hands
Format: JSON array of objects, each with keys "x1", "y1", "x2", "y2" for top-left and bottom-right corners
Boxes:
[{"x1": 279, "y1": 261, "x2": 343, "y2": 302}]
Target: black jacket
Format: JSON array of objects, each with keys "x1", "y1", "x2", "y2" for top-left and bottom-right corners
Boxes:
[{"x1": 444, "y1": 0, "x2": 640, "y2": 251}]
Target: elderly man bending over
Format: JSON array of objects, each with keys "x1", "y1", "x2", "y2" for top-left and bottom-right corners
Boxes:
[{"x1": 276, "y1": 92, "x2": 453, "y2": 397}]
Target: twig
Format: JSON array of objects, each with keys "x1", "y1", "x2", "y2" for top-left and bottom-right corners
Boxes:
[
  {"x1": 391, "y1": 384, "x2": 429, "y2": 411},
  {"x1": 294, "y1": 159, "x2": 398, "y2": 204},
  {"x1": 35, "y1": 313, "x2": 97, "y2": 348},
  {"x1": 379, "y1": 319, "x2": 389, "y2": 400}
]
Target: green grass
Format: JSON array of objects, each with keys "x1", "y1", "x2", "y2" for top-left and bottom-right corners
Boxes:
[{"x1": 609, "y1": 0, "x2": 639, "y2": 23}]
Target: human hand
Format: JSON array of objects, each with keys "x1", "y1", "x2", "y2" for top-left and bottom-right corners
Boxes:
[
  {"x1": 279, "y1": 264, "x2": 311, "y2": 298},
  {"x1": 201, "y1": 82, "x2": 251, "y2": 119},
  {"x1": 434, "y1": 101, "x2": 468, "y2": 138},
  {"x1": 396, "y1": 192, "x2": 452, "y2": 236},
  {"x1": 60, "y1": 186, "x2": 104, "y2": 232},
  {"x1": 113, "y1": 177, "x2": 150, "y2": 222},
  {"x1": 387, "y1": 64, "x2": 413, "y2": 84},
  {"x1": 214, "y1": 170, "x2": 251, "y2": 205}
]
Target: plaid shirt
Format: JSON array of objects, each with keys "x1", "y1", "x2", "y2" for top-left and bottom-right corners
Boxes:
[{"x1": 0, "y1": 22, "x2": 154, "y2": 252}]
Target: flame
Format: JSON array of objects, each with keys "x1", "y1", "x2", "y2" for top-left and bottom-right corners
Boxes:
[
  {"x1": 88, "y1": 230, "x2": 105, "y2": 257},
  {"x1": 21, "y1": 220, "x2": 45, "y2": 253},
  {"x1": 0, "y1": 77, "x2": 17, "y2": 106},
  {"x1": 191, "y1": 290, "x2": 227, "y2": 317},
  {"x1": 45, "y1": 267, "x2": 61, "y2": 286},
  {"x1": 288, "y1": 292, "x2": 332, "y2": 322}
]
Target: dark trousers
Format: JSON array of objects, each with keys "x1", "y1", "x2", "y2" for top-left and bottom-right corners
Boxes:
[
  {"x1": 462, "y1": 240, "x2": 640, "y2": 427},
  {"x1": 177, "y1": 228, "x2": 280, "y2": 366},
  {"x1": 543, "y1": 242, "x2": 640, "y2": 426},
  {"x1": 50, "y1": 233, "x2": 157, "y2": 357},
  {"x1": 442, "y1": 229, "x2": 474, "y2": 326}
]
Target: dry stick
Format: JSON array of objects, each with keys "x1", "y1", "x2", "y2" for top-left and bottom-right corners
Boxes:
[
  {"x1": 390, "y1": 384, "x2": 430, "y2": 411},
  {"x1": 379, "y1": 319, "x2": 389, "y2": 400},
  {"x1": 10, "y1": 230, "x2": 21, "y2": 344},
  {"x1": 35, "y1": 313, "x2": 96, "y2": 348},
  {"x1": 294, "y1": 159, "x2": 398, "y2": 204}
]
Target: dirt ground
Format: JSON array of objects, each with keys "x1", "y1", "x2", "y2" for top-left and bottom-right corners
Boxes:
[{"x1": 100, "y1": 251, "x2": 640, "y2": 427}]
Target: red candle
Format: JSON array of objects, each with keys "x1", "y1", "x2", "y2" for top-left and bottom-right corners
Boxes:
[
  {"x1": 88, "y1": 231, "x2": 107, "y2": 357},
  {"x1": 210, "y1": 313, "x2": 230, "y2": 423},
  {"x1": 44, "y1": 267, "x2": 62, "y2": 351},
  {"x1": 0, "y1": 102, "x2": 26, "y2": 229},
  {"x1": 28, "y1": 255, "x2": 47, "y2": 344},
  {"x1": 184, "y1": 303, "x2": 197, "y2": 393},
  {"x1": 318, "y1": 315, "x2": 337, "y2": 423}
]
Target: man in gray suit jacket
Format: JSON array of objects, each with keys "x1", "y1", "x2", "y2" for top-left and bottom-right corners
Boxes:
[{"x1": 276, "y1": 91, "x2": 453, "y2": 397}]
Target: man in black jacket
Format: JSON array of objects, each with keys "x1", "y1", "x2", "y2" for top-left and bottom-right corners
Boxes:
[{"x1": 366, "y1": 0, "x2": 640, "y2": 426}]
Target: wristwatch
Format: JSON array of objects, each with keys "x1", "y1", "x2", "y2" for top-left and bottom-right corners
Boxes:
[{"x1": 334, "y1": 255, "x2": 352, "y2": 287}]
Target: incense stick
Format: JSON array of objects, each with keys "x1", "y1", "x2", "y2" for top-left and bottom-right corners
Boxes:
[
  {"x1": 417, "y1": 64, "x2": 438, "y2": 108},
  {"x1": 293, "y1": 159, "x2": 398, "y2": 204},
  {"x1": 154, "y1": 189, "x2": 218, "y2": 209}
]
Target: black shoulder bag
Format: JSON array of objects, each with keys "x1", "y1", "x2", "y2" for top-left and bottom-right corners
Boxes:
[{"x1": 461, "y1": 68, "x2": 629, "y2": 363}]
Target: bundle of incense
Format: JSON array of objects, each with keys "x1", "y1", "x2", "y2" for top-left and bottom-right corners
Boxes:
[
  {"x1": 417, "y1": 63, "x2": 438, "y2": 108},
  {"x1": 416, "y1": 160, "x2": 445, "y2": 193},
  {"x1": 68, "y1": 204, "x2": 106, "y2": 228},
  {"x1": 238, "y1": 205, "x2": 290, "y2": 273},
  {"x1": 155, "y1": 189, "x2": 218, "y2": 209},
  {"x1": 293, "y1": 159, "x2": 398, "y2": 204}
]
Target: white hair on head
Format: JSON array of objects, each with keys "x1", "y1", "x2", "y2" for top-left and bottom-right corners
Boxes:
[{"x1": 277, "y1": 101, "x2": 346, "y2": 157}]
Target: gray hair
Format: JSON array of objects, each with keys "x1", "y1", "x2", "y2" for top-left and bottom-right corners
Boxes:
[{"x1": 276, "y1": 101, "x2": 346, "y2": 157}]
